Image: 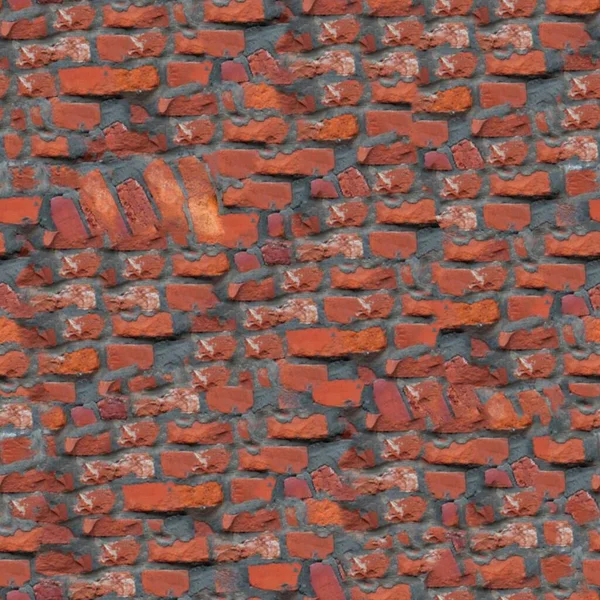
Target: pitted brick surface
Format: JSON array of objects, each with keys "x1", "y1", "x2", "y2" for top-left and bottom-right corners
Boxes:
[{"x1": 0, "y1": 0, "x2": 599, "y2": 598}]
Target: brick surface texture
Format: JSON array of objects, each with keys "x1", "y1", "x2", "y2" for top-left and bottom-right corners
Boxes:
[{"x1": 1, "y1": 0, "x2": 600, "y2": 598}]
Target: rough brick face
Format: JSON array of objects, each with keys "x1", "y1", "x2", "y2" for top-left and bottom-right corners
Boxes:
[{"x1": 0, "y1": 0, "x2": 599, "y2": 598}]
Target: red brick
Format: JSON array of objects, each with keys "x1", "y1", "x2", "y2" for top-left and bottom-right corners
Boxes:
[
  {"x1": 0, "y1": 196, "x2": 41, "y2": 225},
  {"x1": 167, "y1": 61, "x2": 213, "y2": 87},
  {"x1": 312, "y1": 380, "x2": 364, "y2": 407},
  {"x1": 424, "y1": 439, "x2": 509, "y2": 465},
  {"x1": 106, "y1": 344, "x2": 153, "y2": 370},
  {"x1": 230, "y1": 477, "x2": 275, "y2": 503},
  {"x1": 0, "y1": 560, "x2": 31, "y2": 587},
  {"x1": 515, "y1": 264, "x2": 586, "y2": 291},
  {"x1": 287, "y1": 327, "x2": 386, "y2": 357},
  {"x1": 51, "y1": 100, "x2": 100, "y2": 130},
  {"x1": 238, "y1": 446, "x2": 308, "y2": 473},
  {"x1": 546, "y1": 0, "x2": 600, "y2": 14},
  {"x1": 103, "y1": 5, "x2": 169, "y2": 28},
  {"x1": 1, "y1": 16, "x2": 47, "y2": 40},
  {"x1": 479, "y1": 82, "x2": 527, "y2": 108},
  {"x1": 123, "y1": 483, "x2": 223, "y2": 511},
  {"x1": 539, "y1": 22, "x2": 591, "y2": 49},
  {"x1": 223, "y1": 118, "x2": 288, "y2": 144},
  {"x1": 142, "y1": 570, "x2": 189, "y2": 597},
  {"x1": 268, "y1": 415, "x2": 328, "y2": 439},
  {"x1": 224, "y1": 180, "x2": 291, "y2": 210},
  {"x1": 287, "y1": 532, "x2": 334, "y2": 558},
  {"x1": 369, "y1": 231, "x2": 417, "y2": 259},
  {"x1": 205, "y1": 0, "x2": 265, "y2": 22},
  {"x1": 248, "y1": 562, "x2": 301, "y2": 591},
  {"x1": 59, "y1": 66, "x2": 159, "y2": 95},
  {"x1": 175, "y1": 30, "x2": 245, "y2": 56},
  {"x1": 165, "y1": 284, "x2": 218, "y2": 311},
  {"x1": 483, "y1": 203, "x2": 531, "y2": 230},
  {"x1": 486, "y1": 51, "x2": 546, "y2": 76}
]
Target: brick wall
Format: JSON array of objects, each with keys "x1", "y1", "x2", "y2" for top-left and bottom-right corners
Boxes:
[{"x1": 1, "y1": 0, "x2": 599, "y2": 598}]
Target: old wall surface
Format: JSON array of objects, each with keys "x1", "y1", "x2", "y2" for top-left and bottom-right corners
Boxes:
[{"x1": 0, "y1": 0, "x2": 600, "y2": 598}]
